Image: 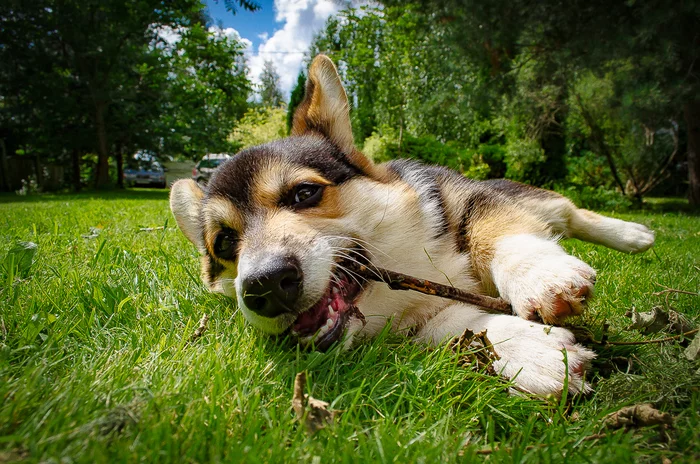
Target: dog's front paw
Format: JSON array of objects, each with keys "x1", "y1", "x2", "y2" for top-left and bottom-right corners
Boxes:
[
  {"x1": 493, "y1": 235, "x2": 596, "y2": 324},
  {"x1": 490, "y1": 322, "x2": 595, "y2": 397},
  {"x1": 512, "y1": 256, "x2": 596, "y2": 324}
]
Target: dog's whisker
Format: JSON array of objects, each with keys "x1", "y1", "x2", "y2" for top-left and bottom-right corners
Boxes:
[{"x1": 328, "y1": 250, "x2": 385, "y2": 283}]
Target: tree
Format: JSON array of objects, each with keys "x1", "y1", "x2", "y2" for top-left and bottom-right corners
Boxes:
[
  {"x1": 259, "y1": 60, "x2": 284, "y2": 108},
  {"x1": 0, "y1": 0, "x2": 258, "y2": 190},
  {"x1": 380, "y1": 0, "x2": 700, "y2": 204},
  {"x1": 157, "y1": 24, "x2": 251, "y2": 158},
  {"x1": 287, "y1": 71, "x2": 306, "y2": 133}
]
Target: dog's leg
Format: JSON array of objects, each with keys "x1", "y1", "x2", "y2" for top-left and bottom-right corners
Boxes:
[
  {"x1": 464, "y1": 186, "x2": 653, "y2": 322},
  {"x1": 490, "y1": 234, "x2": 597, "y2": 323},
  {"x1": 517, "y1": 194, "x2": 655, "y2": 254},
  {"x1": 415, "y1": 303, "x2": 595, "y2": 396}
]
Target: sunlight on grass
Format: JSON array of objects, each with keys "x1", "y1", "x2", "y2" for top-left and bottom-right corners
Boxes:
[{"x1": 1, "y1": 192, "x2": 698, "y2": 462}]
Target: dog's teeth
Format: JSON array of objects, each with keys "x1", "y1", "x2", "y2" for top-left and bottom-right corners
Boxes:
[
  {"x1": 326, "y1": 318, "x2": 333, "y2": 327},
  {"x1": 328, "y1": 305, "x2": 335, "y2": 316},
  {"x1": 332, "y1": 287, "x2": 339, "y2": 295}
]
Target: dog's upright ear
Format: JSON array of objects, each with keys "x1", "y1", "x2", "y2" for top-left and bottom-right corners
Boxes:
[
  {"x1": 292, "y1": 55, "x2": 379, "y2": 176},
  {"x1": 170, "y1": 179, "x2": 205, "y2": 250}
]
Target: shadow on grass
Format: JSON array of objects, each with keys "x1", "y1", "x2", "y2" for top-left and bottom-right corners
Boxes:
[
  {"x1": 640, "y1": 197, "x2": 700, "y2": 216},
  {"x1": 0, "y1": 188, "x2": 170, "y2": 204}
]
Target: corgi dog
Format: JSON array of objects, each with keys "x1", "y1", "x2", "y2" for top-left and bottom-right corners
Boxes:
[{"x1": 170, "y1": 55, "x2": 655, "y2": 396}]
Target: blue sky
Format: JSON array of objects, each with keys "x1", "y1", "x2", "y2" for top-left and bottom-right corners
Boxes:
[
  {"x1": 204, "y1": 0, "x2": 276, "y2": 50},
  {"x1": 203, "y1": 0, "x2": 343, "y2": 96}
]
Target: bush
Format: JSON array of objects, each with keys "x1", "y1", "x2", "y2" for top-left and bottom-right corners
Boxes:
[
  {"x1": 362, "y1": 132, "x2": 469, "y2": 172},
  {"x1": 504, "y1": 138, "x2": 547, "y2": 183},
  {"x1": 556, "y1": 185, "x2": 633, "y2": 211},
  {"x1": 230, "y1": 107, "x2": 287, "y2": 149}
]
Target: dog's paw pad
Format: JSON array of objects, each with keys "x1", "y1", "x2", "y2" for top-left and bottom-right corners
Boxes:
[{"x1": 511, "y1": 262, "x2": 596, "y2": 324}]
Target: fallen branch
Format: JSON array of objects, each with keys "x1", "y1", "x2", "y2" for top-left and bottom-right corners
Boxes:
[
  {"x1": 346, "y1": 263, "x2": 513, "y2": 314},
  {"x1": 571, "y1": 325, "x2": 698, "y2": 347},
  {"x1": 653, "y1": 283, "x2": 699, "y2": 297},
  {"x1": 189, "y1": 314, "x2": 209, "y2": 342}
]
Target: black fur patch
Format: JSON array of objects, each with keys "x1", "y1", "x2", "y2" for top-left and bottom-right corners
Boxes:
[
  {"x1": 206, "y1": 253, "x2": 226, "y2": 283},
  {"x1": 482, "y1": 179, "x2": 557, "y2": 199},
  {"x1": 387, "y1": 159, "x2": 451, "y2": 239},
  {"x1": 206, "y1": 135, "x2": 362, "y2": 210}
]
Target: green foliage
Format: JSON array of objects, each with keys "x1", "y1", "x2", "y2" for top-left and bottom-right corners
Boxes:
[
  {"x1": 259, "y1": 61, "x2": 284, "y2": 108},
  {"x1": 363, "y1": 132, "x2": 469, "y2": 172},
  {"x1": 556, "y1": 185, "x2": 634, "y2": 211},
  {"x1": 286, "y1": 71, "x2": 306, "y2": 134},
  {"x1": 158, "y1": 23, "x2": 251, "y2": 158},
  {"x1": 231, "y1": 107, "x2": 287, "y2": 149},
  {"x1": 303, "y1": 0, "x2": 699, "y2": 203}
]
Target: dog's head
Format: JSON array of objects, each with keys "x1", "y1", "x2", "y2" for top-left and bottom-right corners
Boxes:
[{"x1": 170, "y1": 55, "x2": 390, "y2": 350}]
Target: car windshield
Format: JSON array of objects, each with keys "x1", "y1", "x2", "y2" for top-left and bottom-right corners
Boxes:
[{"x1": 128, "y1": 160, "x2": 162, "y2": 172}]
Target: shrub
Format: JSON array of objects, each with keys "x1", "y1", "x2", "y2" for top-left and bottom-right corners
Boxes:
[
  {"x1": 556, "y1": 185, "x2": 633, "y2": 211},
  {"x1": 362, "y1": 132, "x2": 469, "y2": 172}
]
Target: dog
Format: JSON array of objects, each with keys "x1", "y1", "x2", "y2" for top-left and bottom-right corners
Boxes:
[{"x1": 170, "y1": 55, "x2": 655, "y2": 397}]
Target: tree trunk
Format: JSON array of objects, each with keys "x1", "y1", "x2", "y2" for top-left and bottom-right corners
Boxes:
[
  {"x1": 574, "y1": 94, "x2": 626, "y2": 195},
  {"x1": 116, "y1": 143, "x2": 124, "y2": 189},
  {"x1": 71, "y1": 148, "x2": 81, "y2": 191},
  {"x1": 0, "y1": 139, "x2": 10, "y2": 191},
  {"x1": 94, "y1": 101, "x2": 110, "y2": 188},
  {"x1": 34, "y1": 151, "x2": 43, "y2": 190},
  {"x1": 684, "y1": 101, "x2": 700, "y2": 207}
]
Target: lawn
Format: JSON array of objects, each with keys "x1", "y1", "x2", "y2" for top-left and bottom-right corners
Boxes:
[{"x1": 1, "y1": 190, "x2": 699, "y2": 463}]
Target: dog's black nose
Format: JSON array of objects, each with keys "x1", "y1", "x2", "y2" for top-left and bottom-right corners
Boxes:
[{"x1": 241, "y1": 255, "x2": 302, "y2": 318}]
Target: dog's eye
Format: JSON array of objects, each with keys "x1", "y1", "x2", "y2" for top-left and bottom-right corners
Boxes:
[
  {"x1": 287, "y1": 183, "x2": 324, "y2": 209},
  {"x1": 213, "y1": 229, "x2": 238, "y2": 260}
]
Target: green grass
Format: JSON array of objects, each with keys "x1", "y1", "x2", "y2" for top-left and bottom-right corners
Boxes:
[{"x1": 1, "y1": 191, "x2": 699, "y2": 463}]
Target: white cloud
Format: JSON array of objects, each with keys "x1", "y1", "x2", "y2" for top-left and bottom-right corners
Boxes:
[{"x1": 244, "y1": 0, "x2": 342, "y2": 99}]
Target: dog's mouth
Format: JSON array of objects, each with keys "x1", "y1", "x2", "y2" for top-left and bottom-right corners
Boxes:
[{"x1": 290, "y1": 266, "x2": 364, "y2": 351}]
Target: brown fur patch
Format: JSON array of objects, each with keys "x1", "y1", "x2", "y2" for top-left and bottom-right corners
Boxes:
[
  {"x1": 467, "y1": 207, "x2": 551, "y2": 294},
  {"x1": 291, "y1": 55, "x2": 384, "y2": 179}
]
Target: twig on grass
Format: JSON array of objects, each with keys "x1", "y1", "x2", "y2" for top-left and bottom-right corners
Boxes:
[
  {"x1": 345, "y1": 262, "x2": 513, "y2": 314},
  {"x1": 471, "y1": 433, "x2": 609, "y2": 456},
  {"x1": 189, "y1": 314, "x2": 209, "y2": 343},
  {"x1": 602, "y1": 328, "x2": 699, "y2": 346},
  {"x1": 653, "y1": 282, "x2": 699, "y2": 308},
  {"x1": 653, "y1": 283, "x2": 700, "y2": 297}
]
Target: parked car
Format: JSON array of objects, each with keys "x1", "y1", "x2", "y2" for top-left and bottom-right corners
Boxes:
[
  {"x1": 192, "y1": 153, "x2": 232, "y2": 186},
  {"x1": 124, "y1": 153, "x2": 166, "y2": 188}
]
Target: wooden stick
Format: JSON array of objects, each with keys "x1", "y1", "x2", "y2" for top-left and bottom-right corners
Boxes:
[
  {"x1": 345, "y1": 263, "x2": 697, "y2": 348},
  {"x1": 345, "y1": 263, "x2": 513, "y2": 314}
]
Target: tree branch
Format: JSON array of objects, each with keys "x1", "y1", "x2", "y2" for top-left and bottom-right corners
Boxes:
[{"x1": 345, "y1": 262, "x2": 513, "y2": 314}]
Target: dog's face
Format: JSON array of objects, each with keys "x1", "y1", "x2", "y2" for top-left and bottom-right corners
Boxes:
[{"x1": 171, "y1": 56, "x2": 389, "y2": 350}]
